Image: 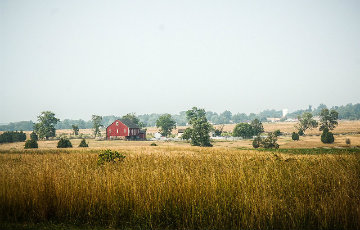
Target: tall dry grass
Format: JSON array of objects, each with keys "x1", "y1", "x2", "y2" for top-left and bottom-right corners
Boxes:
[{"x1": 1, "y1": 147, "x2": 360, "y2": 229}]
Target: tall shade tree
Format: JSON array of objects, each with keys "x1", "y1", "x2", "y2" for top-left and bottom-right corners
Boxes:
[
  {"x1": 92, "y1": 115, "x2": 103, "y2": 137},
  {"x1": 319, "y1": 109, "x2": 339, "y2": 131},
  {"x1": 233, "y1": 123, "x2": 253, "y2": 139},
  {"x1": 34, "y1": 111, "x2": 60, "y2": 140},
  {"x1": 296, "y1": 112, "x2": 318, "y2": 135},
  {"x1": 156, "y1": 114, "x2": 176, "y2": 137},
  {"x1": 121, "y1": 113, "x2": 144, "y2": 128},
  {"x1": 72, "y1": 125, "x2": 79, "y2": 136},
  {"x1": 250, "y1": 119, "x2": 264, "y2": 136},
  {"x1": 185, "y1": 107, "x2": 213, "y2": 147}
]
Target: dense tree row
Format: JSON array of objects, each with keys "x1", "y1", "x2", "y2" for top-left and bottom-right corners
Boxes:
[
  {"x1": 1, "y1": 103, "x2": 360, "y2": 131},
  {"x1": 0, "y1": 131, "x2": 26, "y2": 143}
]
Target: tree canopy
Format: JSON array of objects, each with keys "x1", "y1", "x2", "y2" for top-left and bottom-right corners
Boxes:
[
  {"x1": 92, "y1": 115, "x2": 103, "y2": 137},
  {"x1": 185, "y1": 107, "x2": 213, "y2": 147},
  {"x1": 34, "y1": 111, "x2": 60, "y2": 140},
  {"x1": 156, "y1": 114, "x2": 176, "y2": 137}
]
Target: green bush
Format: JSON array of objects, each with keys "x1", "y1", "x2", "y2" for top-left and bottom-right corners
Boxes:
[
  {"x1": 0, "y1": 131, "x2": 26, "y2": 143},
  {"x1": 252, "y1": 136, "x2": 261, "y2": 148},
  {"x1": 98, "y1": 149, "x2": 126, "y2": 165},
  {"x1": 150, "y1": 142, "x2": 157, "y2": 146},
  {"x1": 262, "y1": 132, "x2": 279, "y2": 149},
  {"x1": 273, "y1": 130, "x2": 281, "y2": 137},
  {"x1": 24, "y1": 139, "x2": 38, "y2": 149},
  {"x1": 57, "y1": 137, "x2": 73, "y2": 148},
  {"x1": 79, "y1": 139, "x2": 88, "y2": 147},
  {"x1": 345, "y1": 138, "x2": 351, "y2": 145},
  {"x1": 298, "y1": 129, "x2": 304, "y2": 136},
  {"x1": 292, "y1": 132, "x2": 300, "y2": 141},
  {"x1": 233, "y1": 123, "x2": 253, "y2": 139},
  {"x1": 30, "y1": 132, "x2": 38, "y2": 141},
  {"x1": 321, "y1": 129, "x2": 334, "y2": 144}
]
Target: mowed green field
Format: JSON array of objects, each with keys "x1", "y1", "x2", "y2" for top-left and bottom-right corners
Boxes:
[{"x1": 1, "y1": 142, "x2": 360, "y2": 229}]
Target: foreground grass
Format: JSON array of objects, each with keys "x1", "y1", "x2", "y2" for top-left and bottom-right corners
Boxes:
[{"x1": 1, "y1": 146, "x2": 360, "y2": 229}]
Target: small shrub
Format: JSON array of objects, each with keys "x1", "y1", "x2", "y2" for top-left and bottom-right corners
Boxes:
[
  {"x1": 98, "y1": 149, "x2": 126, "y2": 165},
  {"x1": 30, "y1": 132, "x2": 38, "y2": 141},
  {"x1": 150, "y1": 142, "x2": 157, "y2": 146},
  {"x1": 273, "y1": 130, "x2": 281, "y2": 137},
  {"x1": 57, "y1": 137, "x2": 72, "y2": 148},
  {"x1": 24, "y1": 139, "x2": 38, "y2": 149},
  {"x1": 298, "y1": 129, "x2": 304, "y2": 136},
  {"x1": 345, "y1": 138, "x2": 351, "y2": 145},
  {"x1": 321, "y1": 128, "x2": 334, "y2": 144},
  {"x1": 79, "y1": 139, "x2": 88, "y2": 147},
  {"x1": 252, "y1": 136, "x2": 261, "y2": 148},
  {"x1": 292, "y1": 132, "x2": 299, "y2": 141}
]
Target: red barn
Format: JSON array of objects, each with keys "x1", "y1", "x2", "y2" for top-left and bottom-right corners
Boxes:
[{"x1": 106, "y1": 119, "x2": 146, "y2": 140}]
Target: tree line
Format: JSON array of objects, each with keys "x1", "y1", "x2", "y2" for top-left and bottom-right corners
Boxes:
[{"x1": 1, "y1": 103, "x2": 359, "y2": 131}]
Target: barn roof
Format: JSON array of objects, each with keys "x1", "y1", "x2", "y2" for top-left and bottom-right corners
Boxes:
[{"x1": 119, "y1": 119, "x2": 140, "y2": 129}]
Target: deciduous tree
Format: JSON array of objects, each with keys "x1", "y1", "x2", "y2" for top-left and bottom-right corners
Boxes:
[
  {"x1": 34, "y1": 111, "x2": 60, "y2": 140},
  {"x1": 156, "y1": 114, "x2": 176, "y2": 137}
]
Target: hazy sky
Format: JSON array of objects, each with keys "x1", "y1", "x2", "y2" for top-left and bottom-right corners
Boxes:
[{"x1": 1, "y1": 0, "x2": 359, "y2": 123}]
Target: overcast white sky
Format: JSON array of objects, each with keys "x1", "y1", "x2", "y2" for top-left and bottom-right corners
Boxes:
[{"x1": 1, "y1": 0, "x2": 359, "y2": 123}]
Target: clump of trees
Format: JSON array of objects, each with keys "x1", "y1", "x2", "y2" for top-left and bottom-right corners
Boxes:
[
  {"x1": 122, "y1": 113, "x2": 145, "y2": 128},
  {"x1": 0, "y1": 131, "x2": 26, "y2": 143},
  {"x1": 252, "y1": 132, "x2": 279, "y2": 149},
  {"x1": 233, "y1": 119, "x2": 264, "y2": 139},
  {"x1": 34, "y1": 111, "x2": 60, "y2": 140},
  {"x1": 57, "y1": 137, "x2": 72, "y2": 148},
  {"x1": 156, "y1": 114, "x2": 176, "y2": 137},
  {"x1": 181, "y1": 107, "x2": 212, "y2": 147}
]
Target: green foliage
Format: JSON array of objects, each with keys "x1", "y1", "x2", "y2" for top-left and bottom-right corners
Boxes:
[
  {"x1": 122, "y1": 113, "x2": 144, "y2": 128},
  {"x1": 273, "y1": 129, "x2": 281, "y2": 137},
  {"x1": 0, "y1": 131, "x2": 26, "y2": 143},
  {"x1": 24, "y1": 139, "x2": 38, "y2": 149},
  {"x1": 181, "y1": 128, "x2": 192, "y2": 141},
  {"x1": 321, "y1": 128, "x2": 334, "y2": 144},
  {"x1": 78, "y1": 139, "x2": 88, "y2": 147},
  {"x1": 252, "y1": 136, "x2": 262, "y2": 148},
  {"x1": 57, "y1": 137, "x2": 73, "y2": 148},
  {"x1": 252, "y1": 132, "x2": 279, "y2": 149},
  {"x1": 156, "y1": 114, "x2": 176, "y2": 137},
  {"x1": 150, "y1": 142, "x2": 157, "y2": 146},
  {"x1": 292, "y1": 132, "x2": 300, "y2": 141},
  {"x1": 345, "y1": 138, "x2": 351, "y2": 145},
  {"x1": 185, "y1": 107, "x2": 213, "y2": 147},
  {"x1": 30, "y1": 131, "x2": 38, "y2": 141},
  {"x1": 298, "y1": 129, "x2": 304, "y2": 136},
  {"x1": 34, "y1": 111, "x2": 60, "y2": 140},
  {"x1": 319, "y1": 109, "x2": 339, "y2": 131},
  {"x1": 91, "y1": 115, "x2": 103, "y2": 137},
  {"x1": 72, "y1": 125, "x2": 79, "y2": 136},
  {"x1": 251, "y1": 119, "x2": 264, "y2": 136},
  {"x1": 261, "y1": 132, "x2": 280, "y2": 149},
  {"x1": 296, "y1": 112, "x2": 318, "y2": 135},
  {"x1": 233, "y1": 123, "x2": 253, "y2": 139},
  {"x1": 97, "y1": 149, "x2": 126, "y2": 165}
]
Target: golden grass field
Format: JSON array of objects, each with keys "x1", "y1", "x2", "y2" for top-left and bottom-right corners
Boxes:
[
  {"x1": 1, "y1": 146, "x2": 360, "y2": 230},
  {"x1": 1, "y1": 121, "x2": 360, "y2": 229}
]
